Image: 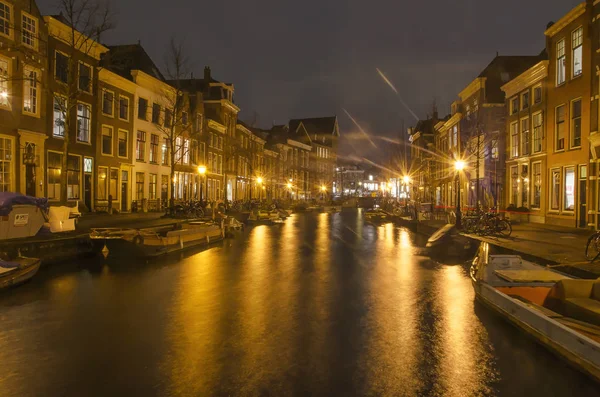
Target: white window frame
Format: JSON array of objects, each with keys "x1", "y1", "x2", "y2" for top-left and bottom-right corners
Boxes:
[
  {"x1": 0, "y1": 1, "x2": 13, "y2": 39},
  {"x1": 101, "y1": 89, "x2": 114, "y2": 117},
  {"x1": 101, "y1": 124, "x2": 114, "y2": 156},
  {"x1": 510, "y1": 121, "x2": 519, "y2": 158},
  {"x1": 555, "y1": 104, "x2": 566, "y2": 152},
  {"x1": 572, "y1": 26, "x2": 583, "y2": 78},
  {"x1": 76, "y1": 102, "x2": 92, "y2": 143},
  {"x1": 570, "y1": 98, "x2": 582, "y2": 149},
  {"x1": 0, "y1": 55, "x2": 10, "y2": 108},
  {"x1": 563, "y1": 166, "x2": 575, "y2": 212},
  {"x1": 0, "y1": 134, "x2": 14, "y2": 192},
  {"x1": 521, "y1": 90, "x2": 530, "y2": 110},
  {"x1": 117, "y1": 129, "x2": 128, "y2": 159},
  {"x1": 21, "y1": 12, "x2": 37, "y2": 50},
  {"x1": 54, "y1": 50, "x2": 69, "y2": 84},
  {"x1": 550, "y1": 168, "x2": 561, "y2": 211},
  {"x1": 556, "y1": 39, "x2": 566, "y2": 86},
  {"x1": 78, "y1": 62, "x2": 92, "y2": 93},
  {"x1": 520, "y1": 117, "x2": 530, "y2": 156},
  {"x1": 118, "y1": 95, "x2": 130, "y2": 121},
  {"x1": 532, "y1": 161, "x2": 542, "y2": 209},
  {"x1": 53, "y1": 95, "x2": 66, "y2": 138},
  {"x1": 532, "y1": 111, "x2": 543, "y2": 154},
  {"x1": 22, "y1": 66, "x2": 39, "y2": 116}
]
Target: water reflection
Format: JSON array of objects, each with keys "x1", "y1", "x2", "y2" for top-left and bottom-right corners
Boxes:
[{"x1": 0, "y1": 211, "x2": 597, "y2": 396}]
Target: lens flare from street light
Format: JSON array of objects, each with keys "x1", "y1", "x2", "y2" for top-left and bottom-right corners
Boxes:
[
  {"x1": 403, "y1": 176, "x2": 410, "y2": 184},
  {"x1": 454, "y1": 160, "x2": 466, "y2": 171},
  {"x1": 287, "y1": 182, "x2": 292, "y2": 189},
  {"x1": 321, "y1": 185, "x2": 326, "y2": 192},
  {"x1": 0, "y1": 91, "x2": 7, "y2": 99},
  {"x1": 257, "y1": 177, "x2": 263, "y2": 184},
  {"x1": 198, "y1": 165, "x2": 206, "y2": 175}
]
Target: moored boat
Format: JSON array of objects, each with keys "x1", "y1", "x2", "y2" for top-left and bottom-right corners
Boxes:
[
  {"x1": 323, "y1": 205, "x2": 342, "y2": 213},
  {"x1": 247, "y1": 210, "x2": 282, "y2": 225},
  {"x1": 0, "y1": 256, "x2": 41, "y2": 289},
  {"x1": 90, "y1": 221, "x2": 224, "y2": 258},
  {"x1": 471, "y1": 242, "x2": 600, "y2": 382},
  {"x1": 364, "y1": 208, "x2": 389, "y2": 223}
]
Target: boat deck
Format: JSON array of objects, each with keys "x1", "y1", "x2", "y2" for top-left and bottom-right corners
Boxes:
[{"x1": 482, "y1": 255, "x2": 572, "y2": 288}]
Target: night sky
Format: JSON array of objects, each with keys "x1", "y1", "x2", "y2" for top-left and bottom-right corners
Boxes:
[{"x1": 38, "y1": 0, "x2": 581, "y2": 160}]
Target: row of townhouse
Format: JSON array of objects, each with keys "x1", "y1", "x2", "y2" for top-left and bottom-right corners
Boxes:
[
  {"x1": 0, "y1": 0, "x2": 340, "y2": 212},
  {"x1": 410, "y1": 0, "x2": 600, "y2": 229}
]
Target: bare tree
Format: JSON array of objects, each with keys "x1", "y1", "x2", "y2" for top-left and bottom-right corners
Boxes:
[
  {"x1": 155, "y1": 38, "x2": 196, "y2": 210},
  {"x1": 50, "y1": 0, "x2": 115, "y2": 204}
]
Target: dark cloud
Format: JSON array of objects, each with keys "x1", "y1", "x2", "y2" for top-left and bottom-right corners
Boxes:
[{"x1": 37, "y1": 0, "x2": 581, "y2": 159}]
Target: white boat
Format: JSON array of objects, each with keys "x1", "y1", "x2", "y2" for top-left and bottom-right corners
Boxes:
[
  {"x1": 247, "y1": 210, "x2": 282, "y2": 224},
  {"x1": 471, "y1": 242, "x2": 600, "y2": 382},
  {"x1": 90, "y1": 221, "x2": 224, "y2": 258},
  {"x1": 322, "y1": 205, "x2": 342, "y2": 213}
]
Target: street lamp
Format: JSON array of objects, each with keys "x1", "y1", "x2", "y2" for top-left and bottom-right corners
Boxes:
[
  {"x1": 257, "y1": 176, "x2": 263, "y2": 201},
  {"x1": 454, "y1": 160, "x2": 465, "y2": 229},
  {"x1": 321, "y1": 185, "x2": 326, "y2": 202},
  {"x1": 198, "y1": 165, "x2": 206, "y2": 202}
]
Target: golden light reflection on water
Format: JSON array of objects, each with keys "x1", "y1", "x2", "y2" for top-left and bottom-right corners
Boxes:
[
  {"x1": 434, "y1": 265, "x2": 495, "y2": 396},
  {"x1": 162, "y1": 247, "x2": 224, "y2": 395},
  {"x1": 362, "y1": 225, "x2": 421, "y2": 395}
]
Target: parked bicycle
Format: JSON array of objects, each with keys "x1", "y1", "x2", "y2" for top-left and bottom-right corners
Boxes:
[
  {"x1": 463, "y1": 209, "x2": 512, "y2": 237},
  {"x1": 585, "y1": 230, "x2": 600, "y2": 261}
]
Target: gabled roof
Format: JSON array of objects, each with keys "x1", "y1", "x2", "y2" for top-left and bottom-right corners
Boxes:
[
  {"x1": 476, "y1": 55, "x2": 544, "y2": 103},
  {"x1": 289, "y1": 116, "x2": 338, "y2": 147},
  {"x1": 102, "y1": 44, "x2": 165, "y2": 82}
]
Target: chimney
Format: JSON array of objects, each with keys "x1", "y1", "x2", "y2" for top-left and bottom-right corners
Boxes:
[{"x1": 204, "y1": 66, "x2": 211, "y2": 81}]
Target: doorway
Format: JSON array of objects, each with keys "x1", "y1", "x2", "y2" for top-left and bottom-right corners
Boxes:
[
  {"x1": 25, "y1": 165, "x2": 36, "y2": 196},
  {"x1": 121, "y1": 170, "x2": 128, "y2": 212},
  {"x1": 579, "y1": 165, "x2": 587, "y2": 228},
  {"x1": 84, "y1": 174, "x2": 92, "y2": 211}
]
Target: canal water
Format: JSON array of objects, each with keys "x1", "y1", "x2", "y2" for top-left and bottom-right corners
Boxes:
[{"x1": 0, "y1": 211, "x2": 597, "y2": 396}]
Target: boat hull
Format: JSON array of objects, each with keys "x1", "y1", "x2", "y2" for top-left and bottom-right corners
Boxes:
[
  {"x1": 473, "y1": 280, "x2": 600, "y2": 383},
  {"x1": 0, "y1": 258, "x2": 41, "y2": 289}
]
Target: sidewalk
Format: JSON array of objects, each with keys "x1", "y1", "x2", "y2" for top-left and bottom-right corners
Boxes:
[{"x1": 462, "y1": 222, "x2": 600, "y2": 278}]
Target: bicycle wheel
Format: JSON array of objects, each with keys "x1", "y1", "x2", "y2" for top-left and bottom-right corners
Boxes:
[
  {"x1": 585, "y1": 234, "x2": 600, "y2": 261},
  {"x1": 497, "y1": 220, "x2": 512, "y2": 237}
]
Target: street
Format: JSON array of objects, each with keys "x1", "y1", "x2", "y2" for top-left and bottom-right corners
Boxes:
[{"x1": 0, "y1": 210, "x2": 597, "y2": 396}]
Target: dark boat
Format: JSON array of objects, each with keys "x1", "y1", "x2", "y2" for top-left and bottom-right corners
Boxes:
[{"x1": 0, "y1": 257, "x2": 41, "y2": 289}]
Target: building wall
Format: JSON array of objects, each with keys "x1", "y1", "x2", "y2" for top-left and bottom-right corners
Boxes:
[{"x1": 545, "y1": 7, "x2": 592, "y2": 228}]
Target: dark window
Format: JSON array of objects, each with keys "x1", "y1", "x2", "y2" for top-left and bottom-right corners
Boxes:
[
  {"x1": 55, "y1": 51, "x2": 68, "y2": 83},
  {"x1": 118, "y1": 130, "x2": 128, "y2": 157},
  {"x1": 534, "y1": 86, "x2": 542, "y2": 104},
  {"x1": 138, "y1": 98, "x2": 148, "y2": 120},
  {"x1": 78, "y1": 63, "x2": 91, "y2": 92},
  {"x1": 102, "y1": 91, "x2": 114, "y2": 115},
  {"x1": 101, "y1": 126, "x2": 113, "y2": 155},
  {"x1": 136, "y1": 131, "x2": 146, "y2": 161},
  {"x1": 164, "y1": 109, "x2": 172, "y2": 127},
  {"x1": 152, "y1": 103, "x2": 160, "y2": 124},
  {"x1": 119, "y1": 96, "x2": 129, "y2": 120},
  {"x1": 522, "y1": 92, "x2": 529, "y2": 109},
  {"x1": 572, "y1": 99, "x2": 582, "y2": 148},
  {"x1": 149, "y1": 134, "x2": 159, "y2": 163},
  {"x1": 182, "y1": 111, "x2": 188, "y2": 125}
]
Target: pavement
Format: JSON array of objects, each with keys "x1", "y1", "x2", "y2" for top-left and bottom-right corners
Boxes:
[{"x1": 458, "y1": 221, "x2": 600, "y2": 279}]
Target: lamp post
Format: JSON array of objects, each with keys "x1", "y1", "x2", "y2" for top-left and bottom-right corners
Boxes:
[
  {"x1": 321, "y1": 185, "x2": 326, "y2": 202},
  {"x1": 454, "y1": 160, "x2": 465, "y2": 229},
  {"x1": 257, "y1": 177, "x2": 263, "y2": 201},
  {"x1": 198, "y1": 165, "x2": 206, "y2": 203},
  {"x1": 403, "y1": 176, "x2": 411, "y2": 214}
]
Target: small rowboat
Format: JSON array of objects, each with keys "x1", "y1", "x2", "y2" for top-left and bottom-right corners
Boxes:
[
  {"x1": 322, "y1": 205, "x2": 342, "y2": 213},
  {"x1": 247, "y1": 210, "x2": 282, "y2": 225},
  {"x1": 90, "y1": 221, "x2": 224, "y2": 258},
  {"x1": 364, "y1": 208, "x2": 389, "y2": 222},
  {"x1": 471, "y1": 242, "x2": 600, "y2": 382},
  {"x1": 0, "y1": 257, "x2": 41, "y2": 289}
]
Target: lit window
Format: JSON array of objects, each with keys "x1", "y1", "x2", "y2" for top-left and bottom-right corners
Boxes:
[
  {"x1": 47, "y1": 152, "x2": 62, "y2": 200},
  {"x1": 149, "y1": 134, "x2": 159, "y2": 163},
  {"x1": 551, "y1": 169, "x2": 560, "y2": 211},
  {"x1": 0, "y1": 57, "x2": 9, "y2": 107},
  {"x1": 97, "y1": 167, "x2": 108, "y2": 200},
  {"x1": 136, "y1": 131, "x2": 146, "y2": 161},
  {"x1": 149, "y1": 174, "x2": 157, "y2": 200},
  {"x1": 556, "y1": 39, "x2": 566, "y2": 85},
  {"x1": 183, "y1": 139, "x2": 190, "y2": 164},
  {"x1": 21, "y1": 13, "x2": 36, "y2": 49},
  {"x1": 67, "y1": 155, "x2": 81, "y2": 200},
  {"x1": 23, "y1": 67, "x2": 37, "y2": 115},
  {"x1": 510, "y1": 166, "x2": 518, "y2": 205},
  {"x1": 110, "y1": 169, "x2": 118, "y2": 201},
  {"x1": 511, "y1": 122, "x2": 519, "y2": 158},
  {"x1": 572, "y1": 27, "x2": 583, "y2": 78},
  {"x1": 76, "y1": 103, "x2": 91, "y2": 142},
  {"x1": 0, "y1": 137, "x2": 11, "y2": 192},
  {"x1": 564, "y1": 167, "x2": 575, "y2": 211}
]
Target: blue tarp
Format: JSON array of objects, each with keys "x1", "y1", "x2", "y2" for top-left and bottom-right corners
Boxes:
[{"x1": 0, "y1": 193, "x2": 49, "y2": 216}]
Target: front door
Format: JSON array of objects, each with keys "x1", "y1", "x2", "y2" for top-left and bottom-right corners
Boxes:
[
  {"x1": 579, "y1": 165, "x2": 588, "y2": 228},
  {"x1": 121, "y1": 170, "x2": 128, "y2": 212},
  {"x1": 25, "y1": 165, "x2": 36, "y2": 196},
  {"x1": 84, "y1": 174, "x2": 92, "y2": 211}
]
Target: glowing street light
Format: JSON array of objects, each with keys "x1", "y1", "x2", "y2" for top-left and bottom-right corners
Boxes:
[
  {"x1": 0, "y1": 91, "x2": 7, "y2": 99},
  {"x1": 257, "y1": 176, "x2": 263, "y2": 184},
  {"x1": 287, "y1": 182, "x2": 293, "y2": 189},
  {"x1": 198, "y1": 165, "x2": 206, "y2": 202},
  {"x1": 454, "y1": 159, "x2": 465, "y2": 228},
  {"x1": 403, "y1": 175, "x2": 411, "y2": 184},
  {"x1": 321, "y1": 185, "x2": 326, "y2": 192}
]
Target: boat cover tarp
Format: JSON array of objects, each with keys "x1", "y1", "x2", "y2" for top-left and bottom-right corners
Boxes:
[
  {"x1": 0, "y1": 260, "x2": 21, "y2": 268},
  {"x1": 0, "y1": 193, "x2": 49, "y2": 216},
  {"x1": 494, "y1": 269, "x2": 569, "y2": 283}
]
